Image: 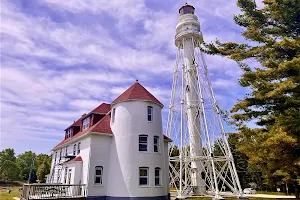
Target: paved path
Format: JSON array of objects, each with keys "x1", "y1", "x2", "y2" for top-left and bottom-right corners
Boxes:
[{"x1": 246, "y1": 194, "x2": 295, "y2": 198}]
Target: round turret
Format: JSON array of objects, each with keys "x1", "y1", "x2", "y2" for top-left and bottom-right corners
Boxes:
[{"x1": 107, "y1": 82, "x2": 169, "y2": 199}]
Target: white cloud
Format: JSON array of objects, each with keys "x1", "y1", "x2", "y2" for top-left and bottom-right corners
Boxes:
[{"x1": 69, "y1": 99, "x2": 103, "y2": 111}]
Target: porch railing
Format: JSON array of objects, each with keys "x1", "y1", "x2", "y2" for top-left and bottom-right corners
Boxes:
[{"x1": 21, "y1": 184, "x2": 87, "y2": 200}]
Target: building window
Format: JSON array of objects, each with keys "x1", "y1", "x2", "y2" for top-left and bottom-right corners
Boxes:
[
  {"x1": 147, "y1": 106, "x2": 153, "y2": 122},
  {"x1": 112, "y1": 108, "x2": 116, "y2": 123},
  {"x1": 83, "y1": 117, "x2": 90, "y2": 130},
  {"x1": 95, "y1": 166, "x2": 103, "y2": 185},
  {"x1": 66, "y1": 129, "x2": 72, "y2": 139},
  {"x1": 55, "y1": 152, "x2": 57, "y2": 163},
  {"x1": 154, "y1": 136, "x2": 159, "y2": 152},
  {"x1": 73, "y1": 144, "x2": 77, "y2": 155},
  {"x1": 77, "y1": 142, "x2": 81, "y2": 154},
  {"x1": 155, "y1": 167, "x2": 161, "y2": 186},
  {"x1": 68, "y1": 169, "x2": 72, "y2": 184},
  {"x1": 65, "y1": 146, "x2": 68, "y2": 156},
  {"x1": 64, "y1": 167, "x2": 68, "y2": 184},
  {"x1": 139, "y1": 135, "x2": 148, "y2": 152},
  {"x1": 139, "y1": 167, "x2": 149, "y2": 186},
  {"x1": 59, "y1": 149, "x2": 62, "y2": 161},
  {"x1": 57, "y1": 169, "x2": 61, "y2": 183}
]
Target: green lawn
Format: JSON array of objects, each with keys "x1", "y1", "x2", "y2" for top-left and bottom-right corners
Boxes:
[
  {"x1": 256, "y1": 191, "x2": 293, "y2": 196},
  {"x1": 0, "y1": 187, "x2": 21, "y2": 200},
  {"x1": 187, "y1": 198, "x2": 294, "y2": 200}
]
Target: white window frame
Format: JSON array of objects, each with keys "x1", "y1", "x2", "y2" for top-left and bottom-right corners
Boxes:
[
  {"x1": 68, "y1": 169, "x2": 72, "y2": 184},
  {"x1": 94, "y1": 166, "x2": 103, "y2": 185},
  {"x1": 154, "y1": 136, "x2": 159, "y2": 153},
  {"x1": 57, "y1": 169, "x2": 61, "y2": 183},
  {"x1": 139, "y1": 135, "x2": 148, "y2": 152},
  {"x1": 139, "y1": 167, "x2": 149, "y2": 186},
  {"x1": 155, "y1": 167, "x2": 161, "y2": 186},
  {"x1": 54, "y1": 152, "x2": 57, "y2": 163},
  {"x1": 77, "y1": 142, "x2": 81, "y2": 154},
  {"x1": 65, "y1": 146, "x2": 68, "y2": 156},
  {"x1": 73, "y1": 144, "x2": 77, "y2": 155},
  {"x1": 64, "y1": 167, "x2": 68, "y2": 184},
  {"x1": 112, "y1": 108, "x2": 116, "y2": 123},
  {"x1": 59, "y1": 149, "x2": 62, "y2": 161},
  {"x1": 83, "y1": 117, "x2": 90, "y2": 130},
  {"x1": 147, "y1": 106, "x2": 153, "y2": 122},
  {"x1": 66, "y1": 129, "x2": 72, "y2": 138}
]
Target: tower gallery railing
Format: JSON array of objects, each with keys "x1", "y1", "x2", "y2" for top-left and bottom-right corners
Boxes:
[{"x1": 21, "y1": 184, "x2": 87, "y2": 200}]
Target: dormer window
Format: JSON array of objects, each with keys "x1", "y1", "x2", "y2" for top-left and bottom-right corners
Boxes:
[
  {"x1": 83, "y1": 117, "x2": 90, "y2": 130},
  {"x1": 66, "y1": 129, "x2": 72, "y2": 139},
  {"x1": 147, "y1": 106, "x2": 153, "y2": 122}
]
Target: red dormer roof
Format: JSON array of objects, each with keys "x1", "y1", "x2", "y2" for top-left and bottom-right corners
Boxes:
[
  {"x1": 90, "y1": 103, "x2": 111, "y2": 115},
  {"x1": 54, "y1": 115, "x2": 112, "y2": 149},
  {"x1": 112, "y1": 81, "x2": 163, "y2": 107},
  {"x1": 64, "y1": 103, "x2": 110, "y2": 131},
  {"x1": 64, "y1": 118, "x2": 82, "y2": 131}
]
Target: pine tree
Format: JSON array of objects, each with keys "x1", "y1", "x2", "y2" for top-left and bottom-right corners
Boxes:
[{"x1": 204, "y1": 0, "x2": 300, "y2": 197}]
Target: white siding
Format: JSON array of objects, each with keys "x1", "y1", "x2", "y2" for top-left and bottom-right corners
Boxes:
[
  {"x1": 86, "y1": 134, "x2": 112, "y2": 196},
  {"x1": 49, "y1": 136, "x2": 91, "y2": 185}
]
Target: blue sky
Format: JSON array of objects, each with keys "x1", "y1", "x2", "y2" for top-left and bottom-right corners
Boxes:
[{"x1": 0, "y1": 0, "x2": 263, "y2": 155}]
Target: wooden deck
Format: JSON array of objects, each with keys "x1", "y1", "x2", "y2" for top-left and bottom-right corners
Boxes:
[{"x1": 21, "y1": 184, "x2": 87, "y2": 200}]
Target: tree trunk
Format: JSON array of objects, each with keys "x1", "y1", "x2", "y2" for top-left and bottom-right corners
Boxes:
[{"x1": 295, "y1": 183, "x2": 300, "y2": 199}]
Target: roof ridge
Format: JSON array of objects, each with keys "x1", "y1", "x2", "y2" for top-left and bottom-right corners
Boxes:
[{"x1": 112, "y1": 82, "x2": 163, "y2": 106}]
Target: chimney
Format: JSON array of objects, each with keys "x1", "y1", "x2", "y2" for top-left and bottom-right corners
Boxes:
[{"x1": 82, "y1": 113, "x2": 86, "y2": 118}]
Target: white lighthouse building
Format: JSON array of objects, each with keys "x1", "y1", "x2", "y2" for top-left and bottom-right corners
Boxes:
[{"x1": 48, "y1": 81, "x2": 171, "y2": 200}]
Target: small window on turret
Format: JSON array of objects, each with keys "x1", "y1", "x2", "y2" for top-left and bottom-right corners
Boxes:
[
  {"x1": 155, "y1": 167, "x2": 161, "y2": 186},
  {"x1": 112, "y1": 108, "x2": 116, "y2": 123},
  {"x1": 154, "y1": 136, "x2": 159, "y2": 152},
  {"x1": 147, "y1": 106, "x2": 153, "y2": 122},
  {"x1": 139, "y1": 167, "x2": 149, "y2": 186},
  {"x1": 139, "y1": 135, "x2": 148, "y2": 152}
]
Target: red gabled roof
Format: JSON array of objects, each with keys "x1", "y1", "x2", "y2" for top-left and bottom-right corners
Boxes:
[
  {"x1": 64, "y1": 103, "x2": 110, "y2": 131},
  {"x1": 90, "y1": 103, "x2": 111, "y2": 114},
  {"x1": 112, "y1": 81, "x2": 163, "y2": 107},
  {"x1": 64, "y1": 118, "x2": 82, "y2": 131},
  {"x1": 89, "y1": 114, "x2": 112, "y2": 133},
  {"x1": 54, "y1": 115, "x2": 112, "y2": 149},
  {"x1": 70, "y1": 156, "x2": 83, "y2": 162}
]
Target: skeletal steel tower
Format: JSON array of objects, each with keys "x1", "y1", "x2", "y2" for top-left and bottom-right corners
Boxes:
[{"x1": 167, "y1": 4, "x2": 244, "y2": 199}]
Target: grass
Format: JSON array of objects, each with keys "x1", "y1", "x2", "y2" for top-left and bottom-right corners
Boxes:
[
  {"x1": 256, "y1": 191, "x2": 293, "y2": 196},
  {"x1": 0, "y1": 187, "x2": 22, "y2": 200},
  {"x1": 187, "y1": 198, "x2": 295, "y2": 200}
]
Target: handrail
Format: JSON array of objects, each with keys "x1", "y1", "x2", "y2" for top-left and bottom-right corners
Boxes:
[{"x1": 21, "y1": 184, "x2": 87, "y2": 200}]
